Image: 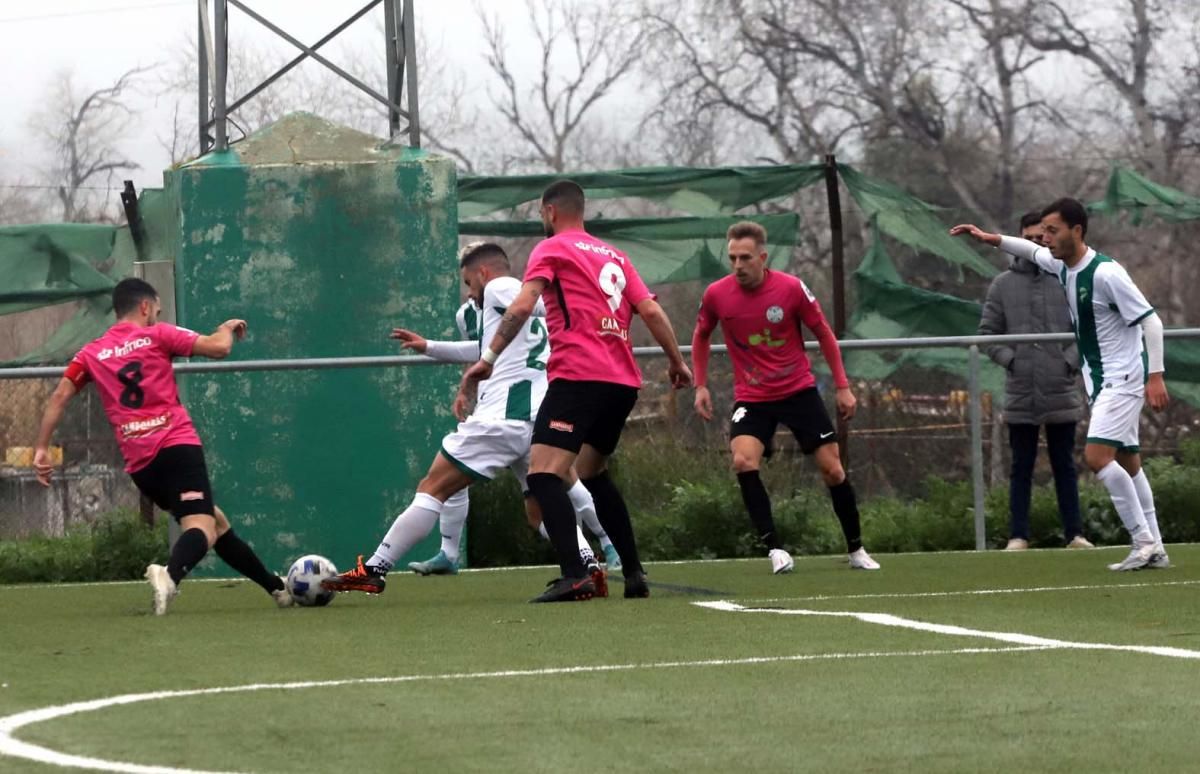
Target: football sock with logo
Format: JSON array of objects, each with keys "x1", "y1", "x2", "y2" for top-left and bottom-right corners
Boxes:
[
  {"x1": 527, "y1": 473, "x2": 588, "y2": 578},
  {"x1": 736, "y1": 471, "x2": 781, "y2": 551},
  {"x1": 581, "y1": 471, "x2": 643, "y2": 576},
  {"x1": 828, "y1": 479, "x2": 864, "y2": 553},
  {"x1": 167, "y1": 527, "x2": 210, "y2": 585},
  {"x1": 367, "y1": 493, "x2": 443, "y2": 573},
  {"x1": 214, "y1": 529, "x2": 285, "y2": 592},
  {"x1": 438, "y1": 489, "x2": 470, "y2": 563},
  {"x1": 568, "y1": 479, "x2": 610, "y2": 545},
  {"x1": 576, "y1": 526, "x2": 597, "y2": 566}
]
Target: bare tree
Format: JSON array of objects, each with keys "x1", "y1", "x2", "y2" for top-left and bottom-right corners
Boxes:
[
  {"x1": 29, "y1": 66, "x2": 152, "y2": 222},
  {"x1": 477, "y1": 0, "x2": 647, "y2": 173},
  {"x1": 1020, "y1": 0, "x2": 1195, "y2": 181}
]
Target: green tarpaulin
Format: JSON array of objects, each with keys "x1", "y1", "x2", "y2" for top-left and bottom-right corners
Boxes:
[
  {"x1": 460, "y1": 213, "x2": 799, "y2": 285},
  {"x1": 1091, "y1": 167, "x2": 1200, "y2": 224},
  {"x1": 457, "y1": 164, "x2": 826, "y2": 219}
]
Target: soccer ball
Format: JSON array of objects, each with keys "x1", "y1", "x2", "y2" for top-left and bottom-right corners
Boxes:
[{"x1": 286, "y1": 554, "x2": 337, "y2": 607}]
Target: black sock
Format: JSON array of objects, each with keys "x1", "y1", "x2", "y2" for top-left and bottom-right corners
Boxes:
[
  {"x1": 828, "y1": 479, "x2": 863, "y2": 553},
  {"x1": 737, "y1": 471, "x2": 781, "y2": 551},
  {"x1": 214, "y1": 529, "x2": 285, "y2": 593},
  {"x1": 582, "y1": 471, "x2": 643, "y2": 576},
  {"x1": 527, "y1": 473, "x2": 587, "y2": 579},
  {"x1": 167, "y1": 528, "x2": 210, "y2": 585}
]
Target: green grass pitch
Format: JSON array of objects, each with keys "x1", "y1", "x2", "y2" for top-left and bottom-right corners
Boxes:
[{"x1": 2, "y1": 546, "x2": 1199, "y2": 773}]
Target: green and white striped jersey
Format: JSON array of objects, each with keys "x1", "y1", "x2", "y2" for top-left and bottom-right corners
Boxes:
[
  {"x1": 455, "y1": 299, "x2": 482, "y2": 341},
  {"x1": 429, "y1": 278, "x2": 549, "y2": 422},
  {"x1": 1014, "y1": 242, "x2": 1154, "y2": 398}
]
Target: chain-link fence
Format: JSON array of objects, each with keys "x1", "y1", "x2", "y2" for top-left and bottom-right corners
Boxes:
[
  {"x1": 3, "y1": 333, "x2": 1199, "y2": 544},
  {"x1": 0, "y1": 376, "x2": 139, "y2": 539}
]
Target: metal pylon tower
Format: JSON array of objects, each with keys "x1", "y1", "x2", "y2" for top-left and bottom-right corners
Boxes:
[{"x1": 196, "y1": 0, "x2": 420, "y2": 154}]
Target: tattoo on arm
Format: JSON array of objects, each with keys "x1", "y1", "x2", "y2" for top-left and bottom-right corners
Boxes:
[{"x1": 494, "y1": 312, "x2": 523, "y2": 346}]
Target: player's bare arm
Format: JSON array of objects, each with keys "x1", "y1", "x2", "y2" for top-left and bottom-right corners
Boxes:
[
  {"x1": 390, "y1": 328, "x2": 428, "y2": 352},
  {"x1": 949, "y1": 224, "x2": 1001, "y2": 246},
  {"x1": 192, "y1": 319, "x2": 247, "y2": 359},
  {"x1": 635, "y1": 298, "x2": 693, "y2": 389},
  {"x1": 691, "y1": 318, "x2": 715, "y2": 421},
  {"x1": 32, "y1": 377, "x2": 79, "y2": 487}
]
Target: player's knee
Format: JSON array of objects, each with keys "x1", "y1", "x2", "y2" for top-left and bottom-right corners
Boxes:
[
  {"x1": 1084, "y1": 447, "x2": 1112, "y2": 473},
  {"x1": 730, "y1": 453, "x2": 759, "y2": 474},
  {"x1": 820, "y1": 463, "x2": 846, "y2": 487}
]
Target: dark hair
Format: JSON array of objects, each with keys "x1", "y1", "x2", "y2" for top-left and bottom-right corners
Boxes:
[
  {"x1": 112, "y1": 277, "x2": 158, "y2": 317},
  {"x1": 1041, "y1": 197, "x2": 1088, "y2": 238},
  {"x1": 727, "y1": 220, "x2": 768, "y2": 247},
  {"x1": 1018, "y1": 210, "x2": 1042, "y2": 231},
  {"x1": 541, "y1": 179, "x2": 585, "y2": 217},
  {"x1": 458, "y1": 241, "x2": 509, "y2": 270}
]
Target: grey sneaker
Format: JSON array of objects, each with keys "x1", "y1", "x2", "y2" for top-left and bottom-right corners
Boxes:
[
  {"x1": 1066, "y1": 536, "x2": 1095, "y2": 549},
  {"x1": 1005, "y1": 538, "x2": 1029, "y2": 551},
  {"x1": 1106, "y1": 543, "x2": 1157, "y2": 572},
  {"x1": 145, "y1": 564, "x2": 177, "y2": 616}
]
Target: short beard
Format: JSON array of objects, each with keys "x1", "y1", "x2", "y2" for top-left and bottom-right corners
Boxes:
[{"x1": 543, "y1": 223, "x2": 555, "y2": 238}]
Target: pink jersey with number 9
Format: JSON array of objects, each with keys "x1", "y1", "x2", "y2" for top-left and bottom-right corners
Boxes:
[
  {"x1": 524, "y1": 228, "x2": 654, "y2": 388},
  {"x1": 64, "y1": 321, "x2": 202, "y2": 473}
]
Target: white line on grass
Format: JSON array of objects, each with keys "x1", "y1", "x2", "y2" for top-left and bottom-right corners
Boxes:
[
  {"x1": 750, "y1": 579, "x2": 1200, "y2": 604},
  {"x1": 0, "y1": 645, "x2": 1056, "y2": 774},
  {"x1": 697, "y1": 601, "x2": 1200, "y2": 660}
]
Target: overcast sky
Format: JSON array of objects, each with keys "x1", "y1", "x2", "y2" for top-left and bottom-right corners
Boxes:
[{"x1": 0, "y1": 0, "x2": 533, "y2": 202}]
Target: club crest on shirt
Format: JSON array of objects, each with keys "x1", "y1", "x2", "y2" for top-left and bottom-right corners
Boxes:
[{"x1": 766, "y1": 305, "x2": 784, "y2": 323}]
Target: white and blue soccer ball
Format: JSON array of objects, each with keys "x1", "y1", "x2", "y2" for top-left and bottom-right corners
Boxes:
[{"x1": 286, "y1": 554, "x2": 337, "y2": 607}]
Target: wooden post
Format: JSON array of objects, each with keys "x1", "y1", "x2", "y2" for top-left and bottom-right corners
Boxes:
[{"x1": 824, "y1": 154, "x2": 850, "y2": 471}]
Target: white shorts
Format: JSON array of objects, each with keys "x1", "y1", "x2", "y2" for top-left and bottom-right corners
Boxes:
[
  {"x1": 1087, "y1": 390, "x2": 1144, "y2": 452},
  {"x1": 440, "y1": 417, "x2": 533, "y2": 489}
]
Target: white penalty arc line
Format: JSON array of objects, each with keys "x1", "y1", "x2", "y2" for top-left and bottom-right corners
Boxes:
[
  {"x1": 696, "y1": 600, "x2": 1200, "y2": 660},
  {"x1": 0, "y1": 646, "x2": 1055, "y2": 774}
]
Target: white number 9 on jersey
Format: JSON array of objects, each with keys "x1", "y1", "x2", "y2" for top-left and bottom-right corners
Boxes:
[{"x1": 598, "y1": 261, "x2": 627, "y2": 313}]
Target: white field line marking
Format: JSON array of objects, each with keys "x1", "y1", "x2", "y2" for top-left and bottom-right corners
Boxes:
[
  {"x1": 697, "y1": 601, "x2": 1200, "y2": 660},
  {"x1": 0, "y1": 646, "x2": 1056, "y2": 774},
  {"x1": 751, "y1": 579, "x2": 1200, "y2": 604}
]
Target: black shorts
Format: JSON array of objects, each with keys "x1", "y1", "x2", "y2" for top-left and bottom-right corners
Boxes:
[
  {"x1": 532, "y1": 380, "x2": 639, "y2": 456},
  {"x1": 729, "y1": 387, "x2": 837, "y2": 457},
  {"x1": 129, "y1": 444, "x2": 216, "y2": 521}
]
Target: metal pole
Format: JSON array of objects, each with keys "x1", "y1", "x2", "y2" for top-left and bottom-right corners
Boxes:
[
  {"x1": 402, "y1": 0, "x2": 421, "y2": 147},
  {"x1": 197, "y1": 0, "x2": 210, "y2": 154},
  {"x1": 213, "y1": 0, "x2": 229, "y2": 151},
  {"x1": 383, "y1": 0, "x2": 402, "y2": 139},
  {"x1": 824, "y1": 153, "x2": 848, "y2": 469},
  {"x1": 969, "y1": 344, "x2": 986, "y2": 550}
]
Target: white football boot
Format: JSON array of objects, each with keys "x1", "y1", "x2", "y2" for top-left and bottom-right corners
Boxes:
[
  {"x1": 769, "y1": 549, "x2": 795, "y2": 574},
  {"x1": 1146, "y1": 546, "x2": 1171, "y2": 570},
  {"x1": 145, "y1": 564, "x2": 178, "y2": 616},
  {"x1": 848, "y1": 547, "x2": 881, "y2": 570},
  {"x1": 1106, "y1": 542, "x2": 1157, "y2": 572}
]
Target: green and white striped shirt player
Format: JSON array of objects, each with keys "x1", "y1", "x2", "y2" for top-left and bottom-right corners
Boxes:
[
  {"x1": 426, "y1": 276, "x2": 549, "y2": 421},
  {"x1": 455, "y1": 299, "x2": 483, "y2": 341},
  {"x1": 1001, "y1": 237, "x2": 1154, "y2": 401}
]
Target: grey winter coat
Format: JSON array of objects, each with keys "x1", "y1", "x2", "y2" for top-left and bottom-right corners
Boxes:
[{"x1": 978, "y1": 255, "x2": 1085, "y2": 425}]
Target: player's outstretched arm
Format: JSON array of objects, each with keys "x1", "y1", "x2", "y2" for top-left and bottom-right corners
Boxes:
[
  {"x1": 192, "y1": 319, "x2": 247, "y2": 359},
  {"x1": 635, "y1": 298, "x2": 692, "y2": 389},
  {"x1": 33, "y1": 378, "x2": 79, "y2": 487},
  {"x1": 949, "y1": 224, "x2": 1001, "y2": 247},
  {"x1": 392, "y1": 328, "x2": 477, "y2": 363}
]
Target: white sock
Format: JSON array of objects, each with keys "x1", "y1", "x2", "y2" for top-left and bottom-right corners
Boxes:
[
  {"x1": 439, "y1": 488, "x2": 469, "y2": 562},
  {"x1": 368, "y1": 493, "x2": 443, "y2": 572},
  {"x1": 1095, "y1": 462, "x2": 1152, "y2": 544},
  {"x1": 1131, "y1": 469, "x2": 1162, "y2": 545},
  {"x1": 576, "y1": 525, "x2": 596, "y2": 566},
  {"x1": 568, "y1": 480, "x2": 608, "y2": 542},
  {"x1": 537, "y1": 522, "x2": 549, "y2": 541}
]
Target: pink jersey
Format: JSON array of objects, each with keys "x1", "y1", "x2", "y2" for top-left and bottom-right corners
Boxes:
[
  {"x1": 696, "y1": 271, "x2": 844, "y2": 402},
  {"x1": 65, "y1": 321, "x2": 202, "y2": 473},
  {"x1": 524, "y1": 228, "x2": 654, "y2": 388}
]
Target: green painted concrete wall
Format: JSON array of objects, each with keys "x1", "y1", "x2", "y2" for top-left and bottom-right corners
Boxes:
[{"x1": 162, "y1": 115, "x2": 460, "y2": 577}]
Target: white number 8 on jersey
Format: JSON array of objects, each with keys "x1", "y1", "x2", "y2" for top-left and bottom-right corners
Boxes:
[{"x1": 598, "y1": 261, "x2": 627, "y2": 313}]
